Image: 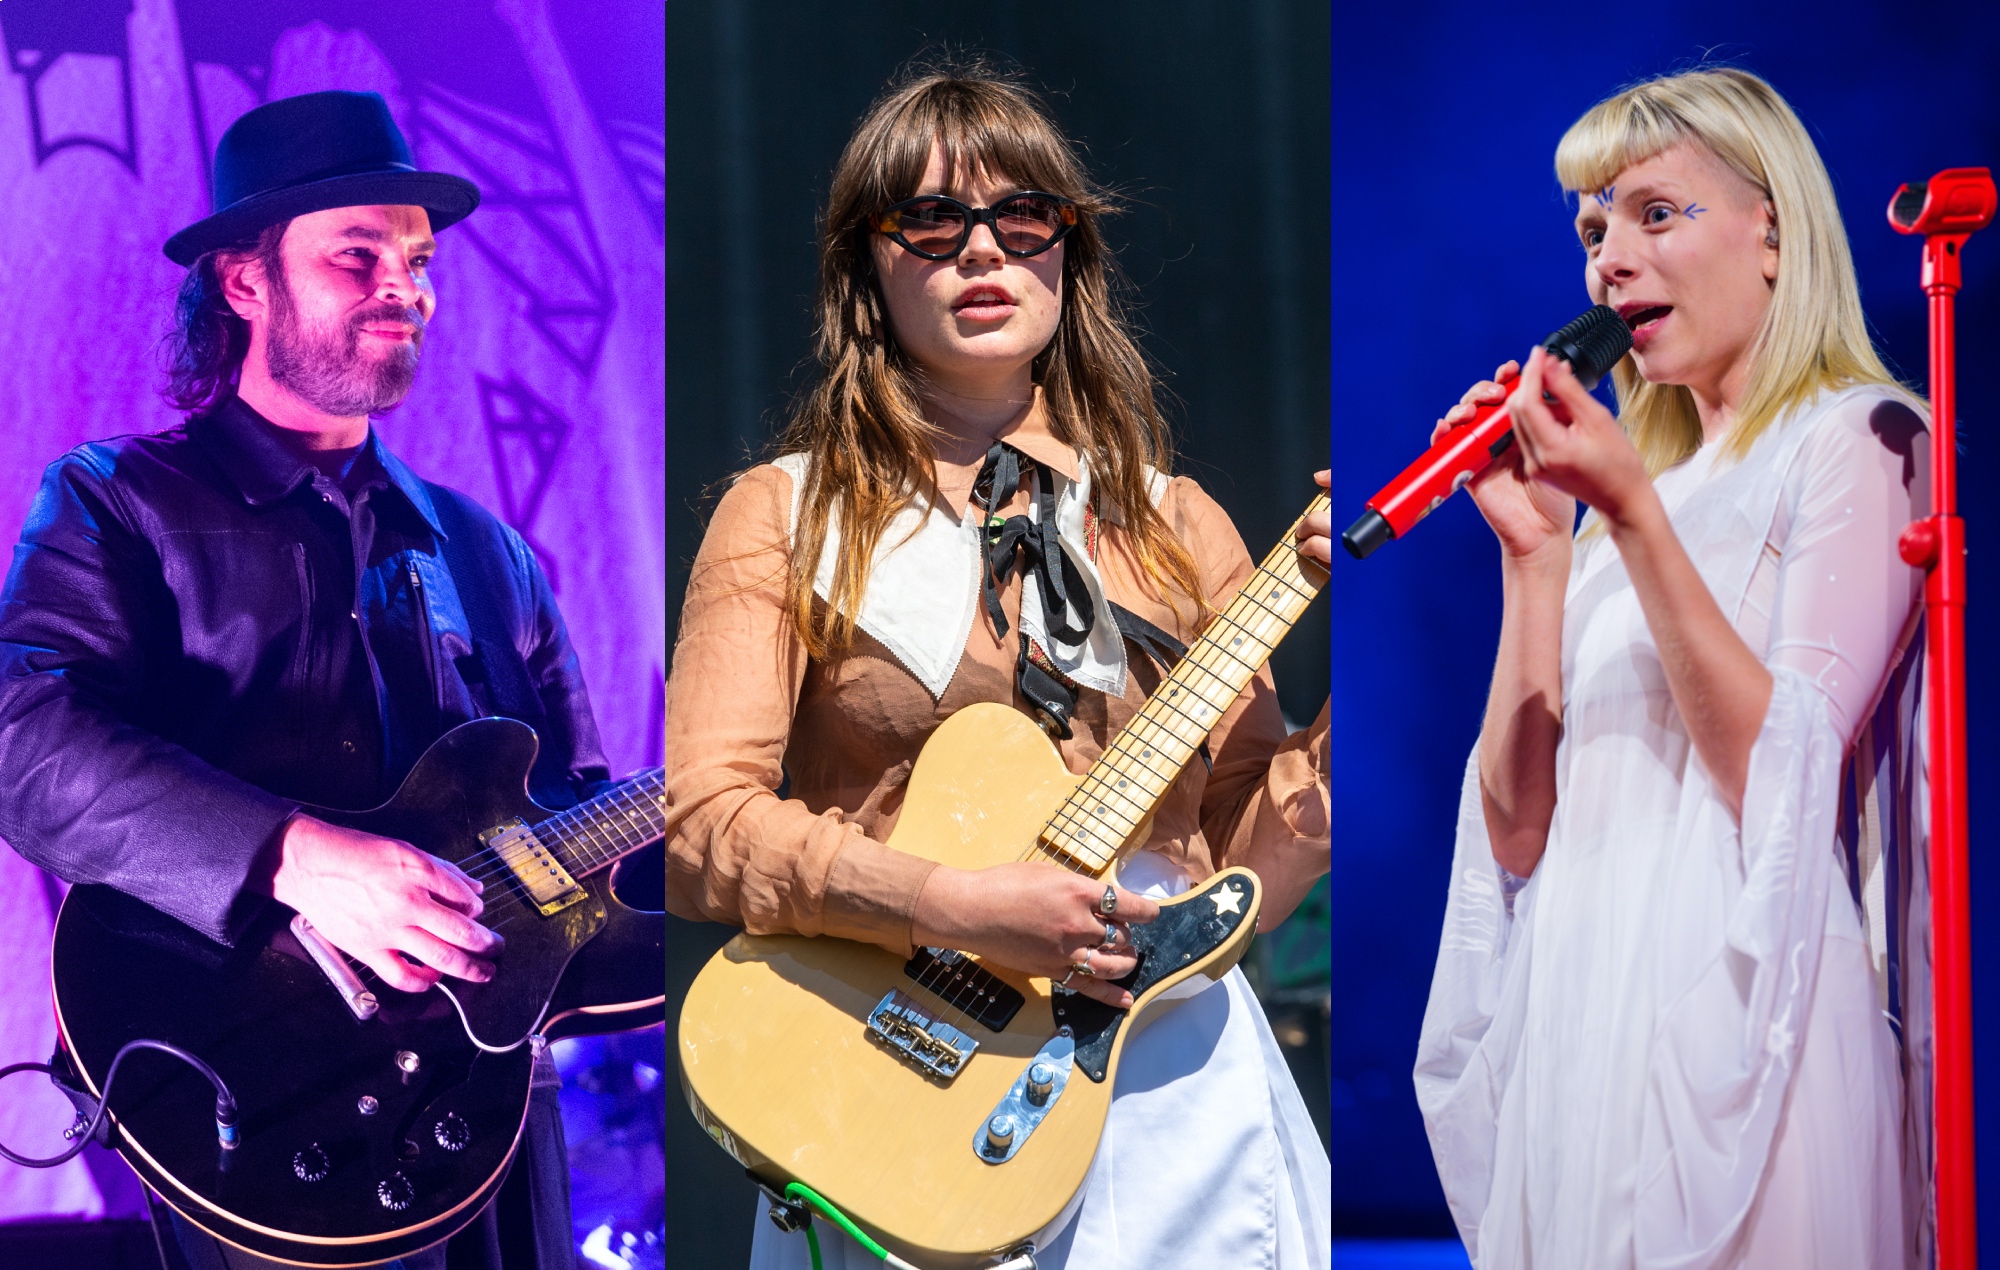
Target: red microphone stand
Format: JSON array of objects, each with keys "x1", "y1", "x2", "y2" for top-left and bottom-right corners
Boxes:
[{"x1": 1889, "y1": 166, "x2": 1998, "y2": 1270}]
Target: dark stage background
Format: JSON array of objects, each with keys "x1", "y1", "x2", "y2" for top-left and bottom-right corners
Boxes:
[
  {"x1": 664, "y1": 2, "x2": 1332, "y2": 1264},
  {"x1": 1328, "y1": 0, "x2": 2000, "y2": 1245}
]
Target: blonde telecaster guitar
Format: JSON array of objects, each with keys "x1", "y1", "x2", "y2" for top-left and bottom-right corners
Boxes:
[{"x1": 679, "y1": 493, "x2": 1329, "y2": 1267}]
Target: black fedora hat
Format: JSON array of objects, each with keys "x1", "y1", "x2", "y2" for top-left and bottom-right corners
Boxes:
[{"x1": 164, "y1": 90, "x2": 480, "y2": 267}]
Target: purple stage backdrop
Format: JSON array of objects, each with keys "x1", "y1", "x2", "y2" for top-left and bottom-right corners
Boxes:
[{"x1": 0, "y1": 0, "x2": 664, "y2": 1222}]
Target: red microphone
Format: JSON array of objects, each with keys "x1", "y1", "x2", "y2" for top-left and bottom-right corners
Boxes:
[{"x1": 1341, "y1": 306, "x2": 1633, "y2": 559}]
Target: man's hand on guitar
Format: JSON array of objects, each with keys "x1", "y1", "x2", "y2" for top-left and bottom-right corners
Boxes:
[
  {"x1": 911, "y1": 862, "x2": 1160, "y2": 1009},
  {"x1": 266, "y1": 813, "x2": 503, "y2": 993}
]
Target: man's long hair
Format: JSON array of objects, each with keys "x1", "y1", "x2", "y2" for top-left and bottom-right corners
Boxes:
[
  {"x1": 162, "y1": 220, "x2": 289, "y2": 414},
  {"x1": 778, "y1": 61, "x2": 1206, "y2": 659}
]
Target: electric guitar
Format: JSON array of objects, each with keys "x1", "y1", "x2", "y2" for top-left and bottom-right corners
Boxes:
[
  {"x1": 679, "y1": 493, "x2": 1329, "y2": 1268},
  {"x1": 48, "y1": 718, "x2": 666, "y2": 1266}
]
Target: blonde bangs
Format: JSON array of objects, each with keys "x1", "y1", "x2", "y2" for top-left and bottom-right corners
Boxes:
[{"x1": 1554, "y1": 95, "x2": 1688, "y2": 203}]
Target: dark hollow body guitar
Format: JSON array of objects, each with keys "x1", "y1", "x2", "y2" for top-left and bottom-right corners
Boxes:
[{"x1": 49, "y1": 718, "x2": 666, "y2": 1266}]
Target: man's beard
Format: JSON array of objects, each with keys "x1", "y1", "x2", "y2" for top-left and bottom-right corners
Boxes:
[{"x1": 264, "y1": 267, "x2": 426, "y2": 418}]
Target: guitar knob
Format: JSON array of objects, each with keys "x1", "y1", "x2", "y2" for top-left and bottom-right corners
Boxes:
[
  {"x1": 1025, "y1": 1063, "x2": 1055, "y2": 1107},
  {"x1": 984, "y1": 1114, "x2": 1016, "y2": 1157},
  {"x1": 377, "y1": 1171, "x2": 415, "y2": 1211},
  {"x1": 433, "y1": 1113, "x2": 470, "y2": 1152},
  {"x1": 291, "y1": 1144, "x2": 330, "y2": 1183}
]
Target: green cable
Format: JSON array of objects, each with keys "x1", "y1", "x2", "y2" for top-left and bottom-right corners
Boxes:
[
  {"x1": 784, "y1": 1180, "x2": 892, "y2": 1261},
  {"x1": 803, "y1": 1220, "x2": 823, "y2": 1270}
]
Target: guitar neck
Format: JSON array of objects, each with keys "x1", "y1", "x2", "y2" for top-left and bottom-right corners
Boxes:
[
  {"x1": 537, "y1": 767, "x2": 666, "y2": 877},
  {"x1": 1038, "y1": 494, "x2": 1329, "y2": 874}
]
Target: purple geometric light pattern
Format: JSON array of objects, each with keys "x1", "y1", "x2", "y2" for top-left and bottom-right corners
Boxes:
[
  {"x1": 478, "y1": 372, "x2": 572, "y2": 592},
  {"x1": 606, "y1": 118, "x2": 663, "y2": 238},
  {"x1": 0, "y1": 0, "x2": 138, "y2": 172},
  {"x1": 416, "y1": 81, "x2": 615, "y2": 377}
]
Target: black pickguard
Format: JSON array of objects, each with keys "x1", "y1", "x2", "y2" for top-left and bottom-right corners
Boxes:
[
  {"x1": 1049, "y1": 871, "x2": 1254, "y2": 1082},
  {"x1": 49, "y1": 718, "x2": 662, "y2": 1265}
]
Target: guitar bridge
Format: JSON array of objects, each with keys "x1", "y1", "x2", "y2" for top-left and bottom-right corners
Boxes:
[
  {"x1": 866, "y1": 991, "x2": 977, "y2": 1079},
  {"x1": 481, "y1": 818, "x2": 586, "y2": 916}
]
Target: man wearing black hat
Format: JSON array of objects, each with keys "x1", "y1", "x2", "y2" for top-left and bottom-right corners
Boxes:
[{"x1": 0, "y1": 92, "x2": 600, "y2": 1268}]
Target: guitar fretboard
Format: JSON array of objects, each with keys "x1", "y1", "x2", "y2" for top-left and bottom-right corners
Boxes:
[
  {"x1": 538, "y1": 767, "x2": 666, "y2": 876},
  {"x1": 1038, "y1": 494, "x2": 1328, "y2": 873}
]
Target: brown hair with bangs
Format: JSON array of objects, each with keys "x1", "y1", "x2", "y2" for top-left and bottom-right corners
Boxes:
[{"x1": 777, "y1": 58, "x2": 1206, "y2": 659}]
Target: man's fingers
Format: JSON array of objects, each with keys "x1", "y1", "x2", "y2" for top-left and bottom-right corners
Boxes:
[
  {"x1": 363, "y1": 949, "x2": 438, "y2": 994},
  {"x1": 400, "y1": 928, "x2": 497, "y2": 983},
  {"x1": 414, "y1": 904, "x2": 504, "y2": 958},
  {"x1": 422, "y1": 853, "x2": 485, "y2": 917}
]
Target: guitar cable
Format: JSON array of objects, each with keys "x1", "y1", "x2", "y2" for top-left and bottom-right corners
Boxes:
[
  {"x1": 777, "y1": 1181, "x2": 1038, "y2": 1270},
  {"x1": 0, "y1": 1039, "x2": 238, "y2": 1167}
]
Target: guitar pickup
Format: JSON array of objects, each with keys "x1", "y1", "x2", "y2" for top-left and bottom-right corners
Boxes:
[
  {"x1": 481, "y1": 818, "x2": 586, "y2": 916},
  {"x1": 866, "y1": 991, "x2": 977, "y2": 1080},
  {"x1": 903, "y1": 947, "x2": 1024, "y2": 1032}
]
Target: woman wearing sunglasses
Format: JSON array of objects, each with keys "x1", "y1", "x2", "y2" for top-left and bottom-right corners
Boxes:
[
  {"x1": 1414, "y1": 69, "x2": 1929, "y2": 1267},
  {"x1": 667, "y1": 63, "x2": 1333, "y2": 1267}
]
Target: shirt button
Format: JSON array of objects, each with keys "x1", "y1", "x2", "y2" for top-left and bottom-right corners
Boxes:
[
  {"x1": 342, "y1": 740, "x2": 357, "y2": 753},
  {"x1": 350, "y1": 611, "x2": 359, "y2": 622}
]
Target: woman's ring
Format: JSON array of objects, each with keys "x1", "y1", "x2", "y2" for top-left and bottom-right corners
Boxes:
[
  {"x1": 1060, "y1": 965, "x2": 1081, "y2": 987},
  {"x1": 1100, "y1": 886, "x2": 1118, "y2": 916},
  {"x1": 1103, "y1": 921, "x2": 1119, "y2": 947}
]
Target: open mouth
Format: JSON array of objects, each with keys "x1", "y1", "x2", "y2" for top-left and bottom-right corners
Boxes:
[
  {"x1": 1620, "y1": 304, "x2": 1673, "y2": 331},
  {"x1": 954, "y1": 287, "x2": 1014, "y2": 312}
]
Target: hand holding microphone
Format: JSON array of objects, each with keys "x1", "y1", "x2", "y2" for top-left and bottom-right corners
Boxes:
[{"x1": 1342, "y1": 306, "x2": 1632, "y2": 558}]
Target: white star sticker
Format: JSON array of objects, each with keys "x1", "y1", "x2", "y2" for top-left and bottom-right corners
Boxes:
[{"x1": 1209, "y1": 886, "x2": 1243, "y2": 916}]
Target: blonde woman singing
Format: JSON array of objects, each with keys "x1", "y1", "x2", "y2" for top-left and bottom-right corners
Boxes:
[
  {"x1": 1415, "y1": 68, "x2": 1932, "y2": 1269},
  {"x1": 667, "y1": 64, "x2": 1334, "y2": 1268}
]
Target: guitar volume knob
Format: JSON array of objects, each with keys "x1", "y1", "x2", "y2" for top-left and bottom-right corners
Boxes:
[
  {"x1": 1025, "y1": 1063, "x2": 1055, "y2": 1107},
  {"x1": 434, "y1": 1113, "x2": 470, "y2": 1152},
  {"x1": 377, "y1": 1171, "x2": 415, "y2": 1211},
  {"x1": 984, "y1": 1114, "x2": 1016, "y2": 1157},
  {"x1": 291, "y1": 1144, "x2": 330, "y2": 1183}
]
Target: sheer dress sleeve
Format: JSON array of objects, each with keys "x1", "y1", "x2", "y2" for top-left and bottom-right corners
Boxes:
[{"x1": 1762, "y1": 395, "x2": 1928, "y2": 739}]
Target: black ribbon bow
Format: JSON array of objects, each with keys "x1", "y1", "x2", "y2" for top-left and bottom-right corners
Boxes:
[{"x1": 973, "y1": 442, "x2": 1094, "y2": 647}]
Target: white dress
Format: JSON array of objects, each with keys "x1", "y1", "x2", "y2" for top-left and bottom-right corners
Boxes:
[{"x1": 1415, "y1": 385, "x2": 1931, "y2": 1270}]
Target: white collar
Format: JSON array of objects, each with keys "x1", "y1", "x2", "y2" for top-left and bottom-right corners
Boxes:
[{"x1": 770, "y1": 451, "x2": 1165, "y2": 700}]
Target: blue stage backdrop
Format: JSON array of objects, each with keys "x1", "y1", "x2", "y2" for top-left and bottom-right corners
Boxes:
[{"x1": 1328, "y1": 2, "x2": 2000, "y2": 1237}]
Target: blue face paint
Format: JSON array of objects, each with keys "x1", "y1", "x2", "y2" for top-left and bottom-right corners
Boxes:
[
  {"x1": 1683, "y1": 203, "x2": 1707, "y2": 219},
  {"x1": 1593, "y1": 186, "x2": 1616, "y2": 208}
]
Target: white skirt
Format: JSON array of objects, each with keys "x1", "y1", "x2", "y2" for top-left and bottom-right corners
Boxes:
[{"x1": 749, "y1": 855, "x2": 1331, "y2": 1269}]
